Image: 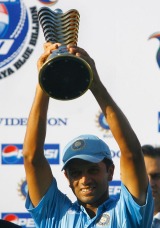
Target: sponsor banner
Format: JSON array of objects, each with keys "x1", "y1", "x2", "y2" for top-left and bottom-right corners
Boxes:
[
  {"x1": 0, "y1": 117, "x2": 68, "y2": 126},
  {"x1": 1, "y1": 144, "x2": 60, "y2": 164},
  {"x1": 1, "y1": 213, "x2": 36, "y2": 228},
  {"x1": 0, "y1": 0, "x2": 160, "y2": 220},
  {"x1": 109, "y1": 180, "x2": 121, "y2": 197},
  {"x1": 111, "y1": 150, "x2": 121, "y2": 159},
  {"x1": 0, "y1": 0, "x2": 39, "y2": 79}
]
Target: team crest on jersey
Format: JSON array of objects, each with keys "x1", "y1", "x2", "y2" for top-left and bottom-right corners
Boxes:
[
  {"x1": 97, "y1": 213, "x2": 110, "y2": 226},
  {"x1": 0, "y1": 0, "x2": 39, "y2": 80}
]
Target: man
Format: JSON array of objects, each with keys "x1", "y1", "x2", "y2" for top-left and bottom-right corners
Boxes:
[
  {"x1": 23, "y1": 43, "x2": 153, "y2": 227},
  {"x1": 142, "y1": 145, "x2": 160, "y2": 227}
]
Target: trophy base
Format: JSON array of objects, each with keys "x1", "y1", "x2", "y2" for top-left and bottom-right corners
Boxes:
[{"x1": 39, "y1": 55, "x2": 93, "y2": 100}]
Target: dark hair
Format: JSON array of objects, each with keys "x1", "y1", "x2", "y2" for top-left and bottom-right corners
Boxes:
[
  {"x1": 102, "y1": 158, "x2": 114, "y2": 171},
  {"x1": 64, "y1": 157, "x2": 114, "y2": 171},
  {"x1": 142, "y1": 145, "x2": 160, "y2": 158}
]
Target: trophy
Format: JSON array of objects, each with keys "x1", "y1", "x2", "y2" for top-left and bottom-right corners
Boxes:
[{"x1": 38, "y1": 7, "x2": 93, "y2": 100}]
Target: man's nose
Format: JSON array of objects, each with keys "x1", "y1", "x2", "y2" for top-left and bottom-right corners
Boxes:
[{"x1": 80, "y1": 172, "x2": 92, "y2": 185}]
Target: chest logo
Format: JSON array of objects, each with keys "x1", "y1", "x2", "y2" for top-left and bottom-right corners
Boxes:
[{"x1": 97, "y1": 213, "x2": 110, "y2": 226}]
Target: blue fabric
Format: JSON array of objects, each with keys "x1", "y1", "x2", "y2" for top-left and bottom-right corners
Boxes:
[
  {"x1": 26, "y1": 179, "x2": 153, "y2": 228},
  {"x1": 62, "y1": 135, "x2": 112, "y2": 170}
]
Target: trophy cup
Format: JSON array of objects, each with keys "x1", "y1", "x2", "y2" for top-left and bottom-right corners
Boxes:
[{"x1": 38, "y1": 7, "x2": 93, "y2": 100}]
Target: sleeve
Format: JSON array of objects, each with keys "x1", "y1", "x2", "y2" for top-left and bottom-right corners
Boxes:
[
  {"x1": 25, "y1": 178, "x2": 72, "y2": 227},
  {"x1": 116, "y1": 182, "x2": 154, "y2": 228}
]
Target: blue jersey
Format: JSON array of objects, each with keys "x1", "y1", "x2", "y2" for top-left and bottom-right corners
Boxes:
[{"x1": 26, "y1": 179, "x2": 153, "y2": 228}]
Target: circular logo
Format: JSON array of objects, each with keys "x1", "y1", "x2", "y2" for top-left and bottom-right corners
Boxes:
[
  {"x1": 98, "y1": 112, "x2": 110, "y2": 130},
  {"x1": 72, "y1": 140, "x2": 85, "y2": 151},
  {"x1": 0, "y1": 1, "x2": 29, "y2": 68},
  {"x1": 2, "y1": 145, "x2": 19, "y2": 164},
  {"x1": 95, "y1": 111, "x2": 113, "y2": 138},
  {"x1": 3, "y1": 214, "x2": 19, "y2": 224},
  {"x1": 97, "y1": 213, "x2": 110, "y2": 226},
  {"x1": 38, "y1": 0, "x2": 58, "y2": 5},
  {"x1": 18, "y1": 178, "x2": 28, "y2": 199},
  {"x1": 149, "y1": 32, "x2": 160, "y2": 68}
]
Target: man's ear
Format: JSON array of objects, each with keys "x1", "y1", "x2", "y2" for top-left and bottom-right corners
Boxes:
[
  {"x1": 64, "y1": 170, "x2": 68, "y2": 179},
  {"x1": 64, "y1": 171, "x2": 71, "y2": 187},
  {"x1": 108, "y1": 165, "x2": 115, "y2": 181}
]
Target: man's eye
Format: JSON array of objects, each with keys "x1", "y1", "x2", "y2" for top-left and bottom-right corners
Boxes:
[
  {"x1": 70, "y1": 171, "x2": 81, "y2": 178},
  {"x1": 154, "y1": 175, "x2": 160, "y2": 179},
  {"x1": 89, "y1": 168, "x2": 99, "y2": 174}
]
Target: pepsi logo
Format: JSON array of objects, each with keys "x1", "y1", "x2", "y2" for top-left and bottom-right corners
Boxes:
[
  {"x1": 0, "y1": 4, "x2": 9, "y2": 37},
  {"x1": 2, "y1": 145, "x2": 19, "y2": 164},
  {"x1": 38, "y1": 0, "x2": 58, "y2": 5},
  {"x1": 1, "y1": 143, "x2": 60, "y2": 165},
  {"x1": 3, "y1": 214, "x2": 19, "y2": 224},
  {"x1": 2, "y1": 213, "x2": 35, "y2": 227}
]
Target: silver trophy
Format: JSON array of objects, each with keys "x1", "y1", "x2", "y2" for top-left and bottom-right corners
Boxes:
[{"x1": 38, "y1": 7, "x2": 93, "y2": 100}]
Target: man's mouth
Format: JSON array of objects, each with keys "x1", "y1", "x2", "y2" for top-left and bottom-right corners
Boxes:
[{"x1": 81, "y1": 187, "x2": 95, "y2": 193}]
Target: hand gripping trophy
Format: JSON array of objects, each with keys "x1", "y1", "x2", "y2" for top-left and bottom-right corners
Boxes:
[{"x1": 38, "y1": 7, "x2": 93, "y2": 100}]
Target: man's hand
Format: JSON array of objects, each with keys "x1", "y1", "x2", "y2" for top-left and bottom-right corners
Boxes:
[
  {"x1": 37, "y1": 42, "x2": 61, "y2": 72},
  {"x1": 67, "y1": 45, "x2": 102, "y2": 92}
]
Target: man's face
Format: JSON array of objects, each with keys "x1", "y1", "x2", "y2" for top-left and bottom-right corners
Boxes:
[
  {"x1": 65, "y1": 159, "x2": 114, "y2": 207},
  {"x1": 144, "y1": 156, "x2": 160, "y2": 202}
]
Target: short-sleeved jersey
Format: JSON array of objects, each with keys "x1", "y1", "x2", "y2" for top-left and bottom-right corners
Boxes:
[{"x1": 26, "y1": 179, "x2": 153, "y2": 228}]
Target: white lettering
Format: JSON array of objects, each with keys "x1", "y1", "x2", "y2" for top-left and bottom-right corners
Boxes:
[
  {"x1": 0, "y1": 40, "x2": 14, "y2": 55},
  {"x1": 44, "y1": 149, "x2": 59, "y2": 159},
  {"x1": 18, "y1": 218, "x2": 35, "y2": 227},
  {"x1": 109, "y1": 186, "x2": 121, "y2": 195}
]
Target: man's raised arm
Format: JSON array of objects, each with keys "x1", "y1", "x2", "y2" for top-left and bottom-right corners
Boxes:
[
  {"x1": 23, "y1": 43, "x2": 60, "y2": 207},
  {"x1": 67, "y1": 45, "x2": 148, "y2": 205}
]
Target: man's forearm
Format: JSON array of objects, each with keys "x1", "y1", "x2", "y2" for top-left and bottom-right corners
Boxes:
[
  {"x1": 23, "y1": 85, "x2": 49, "y2": 157},
  {"x1": 91, "y1": 81, "x2": 141, "y2": 154}
]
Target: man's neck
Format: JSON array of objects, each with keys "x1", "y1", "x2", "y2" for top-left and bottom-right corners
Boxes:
[
  {"x1": 80, "y1": 195, "x2": 110, "y2": 218},
  {"x1": 85, "y1": 206, "x2": 97, "y2": 218}
]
